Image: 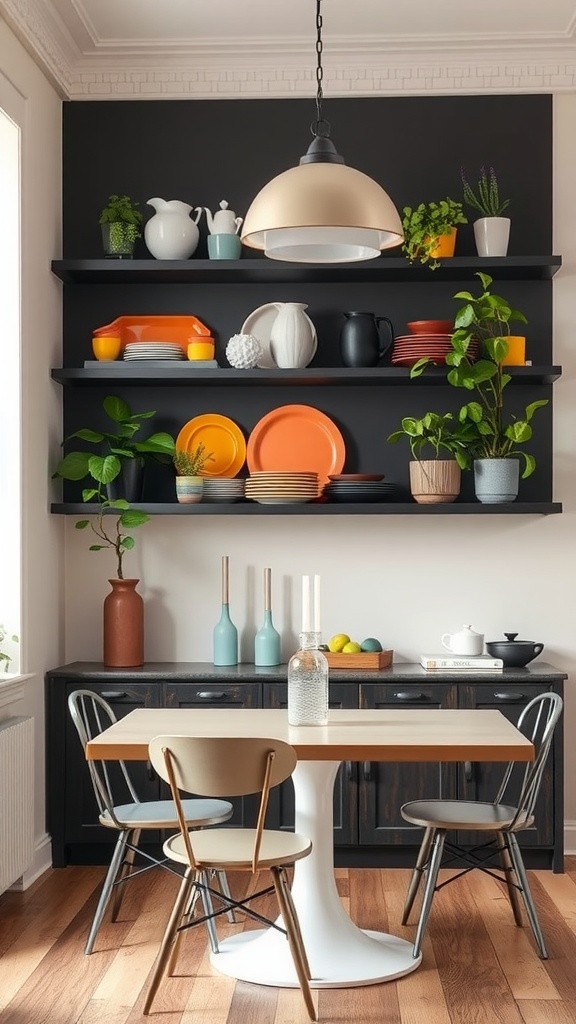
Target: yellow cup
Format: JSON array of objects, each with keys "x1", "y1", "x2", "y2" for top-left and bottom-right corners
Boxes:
[
  {"x1": 187, "y1": 340, "x2": 215, "y2": 361},
  {"x1": 92, "y1": 335, "x2": 121, "y2": 361},
  {"x1": 501, "y1": 335, "x2": 526, "y2": 366}
]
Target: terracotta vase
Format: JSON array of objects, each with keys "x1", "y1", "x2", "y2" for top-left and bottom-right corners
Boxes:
[{"x1": 103, "y1": 578, "x2": 144, "y2": 667}]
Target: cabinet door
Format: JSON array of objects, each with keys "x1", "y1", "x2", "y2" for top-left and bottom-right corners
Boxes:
[
  {"x1": 264, "y1": 682, "x2": 358, "y2": 844},
  {"x1": 61, "y1": 681, "x2": 162, "y2": 862},
  {"x1": 457, "y1": 683, "x2": 555, "y2": 851},
  {"x1": 164, "y1": 682, "x2": 262, "y2": 828},
  {"x1": 359, "y1": 683, "x2": 457, "y2": 846}
]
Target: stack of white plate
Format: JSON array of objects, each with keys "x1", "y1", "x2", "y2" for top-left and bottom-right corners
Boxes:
[
  {"x1": 245, "y1": 471, "x2": 319, "y2": 504},
  {"x1": 201, "y1": 478, "x2": 245, "y2": 503},
  {"x1": 124, "y1": 343, "x2": 185, "y2": 361}
]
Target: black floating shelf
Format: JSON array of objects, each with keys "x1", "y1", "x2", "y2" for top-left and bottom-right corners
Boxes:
[
  {"x1": 51, "y1": 366, "x2": 563, "y2": 387},
  {"x1": 51, "y1": 502, "x2": 563, "y2": 517},
  {"x1": 50, "y1": 256, "x2": 563, "y2": 285}
]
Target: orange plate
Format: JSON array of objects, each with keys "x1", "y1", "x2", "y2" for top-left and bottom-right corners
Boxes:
[
  {"x1": 93, "y1": 315, "x2": 212, "y2": 353},
  {"x1": 247, "y1": 405, "x2": 345, "y2": 487},
  {"x1": 176, "y1": 414, "x2": 246, "y2": 478}
]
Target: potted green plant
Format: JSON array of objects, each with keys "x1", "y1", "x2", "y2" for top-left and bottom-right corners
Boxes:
[
  {"x1": 0, "y1": 625, "x2": 18, "y2": 672},
  {"x1": 461, "y1": 166, "x2": 511, "y2": 257},
  {"x1": 402, "y1": 198, "x2": 467, "y2": 269},
  {"x1": 173, "y1": 443, "x2": 214, "y2": 504},
  {"x1": 411, "y1": 272, "x2": 547, "y2": 503},
  {"x1": 388, "y1": 411, "x2": 476, "y2": 503},
  {"x1": 99, "y1": 194, "x2": 143, "y2": 258}
]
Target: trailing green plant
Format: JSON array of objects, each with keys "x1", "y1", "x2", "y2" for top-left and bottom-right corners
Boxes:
[
  {"x1": 0, "y1": 625, "x2": 18, "y2": 672},
  {"x1": 410, "y1": 272, "x2": 547, "y2": 478},
  {"x1": 461, "y1": 166, "x2": 510, "y2": 218},
  {"x1": 53, "y1": 395, "x2": 175, "y2": 578},
  {"x1": 402, "y1": 198, "x2": 467, "y2": 269},
  {"x1": 173, "y1": 443, "x2": 215, "y2": 476},
  {"x1": 388, "y1": 411, "x2": 476, "y2": 469}
]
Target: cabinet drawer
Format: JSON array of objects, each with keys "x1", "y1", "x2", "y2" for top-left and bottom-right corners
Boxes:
[
  {"x1": 360, "y1": 682, "x2": 456, "y2": 708},
  {"x1": 164, "y1": 682, "x2": 262, "y2": 708}
]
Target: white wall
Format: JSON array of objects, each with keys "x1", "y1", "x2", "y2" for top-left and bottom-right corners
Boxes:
[
  {"x1": 1, "y1": 8, "x2": 574, "y2": 877},
  {"x1": 0, "y1": 16, "x2": 63, "y2": 883}
]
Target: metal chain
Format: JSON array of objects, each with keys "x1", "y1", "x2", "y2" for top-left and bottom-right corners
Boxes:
[{"x1": 312, "y1": 0, "x2": 330, "y2": 139}]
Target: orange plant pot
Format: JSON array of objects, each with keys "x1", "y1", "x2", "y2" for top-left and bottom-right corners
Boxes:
[{"x1": 428, "y1": 227, "x2": 458, "y2": 259}]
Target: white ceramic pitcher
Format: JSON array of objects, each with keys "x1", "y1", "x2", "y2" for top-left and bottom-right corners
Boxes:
[
  {"x1": 441, "y1": 624, "x2": 484, "y2": 656},
  {"x1": 144, "y1": 198, "x2": 201, "y2": 260},
  {"x1": 269, "y1": 302, "x2": 316, "y2": 368}
]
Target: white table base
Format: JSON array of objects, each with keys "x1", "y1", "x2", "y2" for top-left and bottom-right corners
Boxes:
[{"x1": 210, "y1": 760, "x2": 421, "y2": 988}]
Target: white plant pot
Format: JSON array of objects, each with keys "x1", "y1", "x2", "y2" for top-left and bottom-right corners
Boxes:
[{"x1": 473, "y1": 217, "x2": 511, "y2": 258}]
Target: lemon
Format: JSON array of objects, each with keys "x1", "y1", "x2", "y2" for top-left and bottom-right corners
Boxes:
[
  {"x1": 328, "y1": 633, "x2": 350, "y2": 653},
  {"x1": 361, "y1": 638, "x2": 383, "y2": 652},
  {"x1": 342, "y1": 641, "x2": 362, "y2": 654}
]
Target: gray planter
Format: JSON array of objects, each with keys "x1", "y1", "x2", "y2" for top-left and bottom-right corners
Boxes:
[{"x1": 474, "y1": 458, "x2": 519, "y2": 503}]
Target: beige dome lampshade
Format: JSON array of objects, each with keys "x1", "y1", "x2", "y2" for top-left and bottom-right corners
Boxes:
[{"x1": 241, "y1": 1, "x2": 403, "y2": 264}]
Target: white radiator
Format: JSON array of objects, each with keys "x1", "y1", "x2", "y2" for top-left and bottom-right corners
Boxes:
[{"x1": 0, "y1": 716, "x2": 34, "y2": 895}]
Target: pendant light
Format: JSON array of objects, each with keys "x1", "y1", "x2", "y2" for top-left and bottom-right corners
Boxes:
[{"x1": 241, "y1": 0, "x2": 403, "y2": 264}]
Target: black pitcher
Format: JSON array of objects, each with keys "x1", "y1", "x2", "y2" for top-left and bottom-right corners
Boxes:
[{"x1": 340, "y1": 312, "x2": 394, "y2": 367}]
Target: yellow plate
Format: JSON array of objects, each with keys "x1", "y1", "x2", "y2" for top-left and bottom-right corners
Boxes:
[{"x1": 176, "y1": 414, "x2": 246, "y2": 478}]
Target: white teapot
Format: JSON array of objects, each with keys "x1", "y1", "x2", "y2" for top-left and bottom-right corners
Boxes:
[
  {"x1": 441, "y1": 624, "x2": 484, "y2": 657},
  {"x1": 200, "y1": 200, "x2": 243, "y2": 235}
]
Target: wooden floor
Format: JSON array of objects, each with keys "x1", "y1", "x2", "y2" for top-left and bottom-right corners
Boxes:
[{"x1": 1, "y1": 859, "x2": 576, "y2": 1024}]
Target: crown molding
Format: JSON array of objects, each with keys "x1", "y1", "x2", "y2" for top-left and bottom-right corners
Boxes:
[{"x1": 3, "y1": 0, "x2": 576, "y2": 100}]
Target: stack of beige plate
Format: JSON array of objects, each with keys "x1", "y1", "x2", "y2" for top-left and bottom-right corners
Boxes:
[
  {"x1": 201, "y1": 478, "x2": 245, "y2": 503},
  {"x1": 245, "y1": 471, "x2": 319, "y2": 504}
]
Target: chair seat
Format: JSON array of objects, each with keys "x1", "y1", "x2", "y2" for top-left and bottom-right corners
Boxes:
[
  {"x1": 163, "y1": 827, "x2": 312, "y2": 869},
  {"x1": 100, "y1": 798, "x2": 233, "y2": 830},
  {"x1": 401, "y1": 799, "x2": 531, "y2": 832}
]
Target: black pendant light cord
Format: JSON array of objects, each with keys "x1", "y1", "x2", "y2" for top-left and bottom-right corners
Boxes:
[{"x1": 312, "y1": 0, "x2": 330, "y2": 140}]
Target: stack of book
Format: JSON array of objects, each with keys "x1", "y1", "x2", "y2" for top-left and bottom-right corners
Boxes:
[{"x1": 420, "y1": 654, "x2": 504, "y2": 671}]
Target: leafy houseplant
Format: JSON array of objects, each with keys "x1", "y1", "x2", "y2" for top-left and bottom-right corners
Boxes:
[
  {"x1": 402, "y1": 198, "x2": 467, "y2": 269},
  {"x1": 388, "y1": 411, "x2": 475, "y2": 469},
  {"x1": 173, "y1": 443, "x2": 215, "y2": 476},
  {"x1": 0, "y1": 625, "x2": 18, "y2": 672},
  {"x1": 411, "y1": 273, "x2": 547, "y2": 479},
  {"x1": 461, "y1": 166, "x2": 510, "y2": 218},
  {"x1": 99, "y1": 194, "x2": 143, "y2": 258},
  {"x1": 53, "y1": 395, "x2": 175, "y2": 578}
]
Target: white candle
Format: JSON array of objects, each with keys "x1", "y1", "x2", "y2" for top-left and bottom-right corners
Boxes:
[
  {"x1": 302, "y1": 575, "x2": 311, "y2": 632},
  {"x1": 313, "y1": 574, "x2": 321, "y2": 633}
]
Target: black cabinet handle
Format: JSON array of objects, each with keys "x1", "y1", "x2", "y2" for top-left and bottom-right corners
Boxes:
[
  {"x1": 363, "y1": 761, "x2": 372, "y2": 781},
  {"x1": 196, "y1": 691, "x2": 228, "y2": 700},
  {"x1": 493, "y1": 691, "x2": 526, "y2": 701},
  {"x1": 393, "y1": 691, "x2": 425, "y2": 701},
  {"x1": 464, "y1": 761, "x2": 473, "y2": 782},
  {"x1": 101, "y1": 691, "x2": 127, "y2": 699}
]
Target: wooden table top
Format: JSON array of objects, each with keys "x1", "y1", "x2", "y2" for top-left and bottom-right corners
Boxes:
[{"x1": 85, "y1": 707, "x2": 534, "y2": 763}]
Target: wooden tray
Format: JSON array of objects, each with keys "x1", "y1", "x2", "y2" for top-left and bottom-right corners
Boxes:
[{"x1": 324, "y1": 649, "x2": 393, "y2": 670}]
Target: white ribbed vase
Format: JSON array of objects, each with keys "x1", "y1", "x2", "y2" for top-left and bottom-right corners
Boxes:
[{"x1": 269, "y1": 302, "x2": 315, "y2": 368}]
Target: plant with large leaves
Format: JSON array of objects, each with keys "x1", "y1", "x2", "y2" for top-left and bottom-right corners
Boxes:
[
  {"x1": 411, "y1": 272, "x2": 547, "y2": 479},
  {"x1": 53, "y1": 395, "x2": 175, "y2": 578}
]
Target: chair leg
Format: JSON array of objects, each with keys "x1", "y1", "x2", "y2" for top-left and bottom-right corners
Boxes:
[
  {"x1": 167, "y1": 870, "x2": 205, "y2": 975},
  {"x1": 198, "y1": 871, "x2": 220, "y2": 954},
  {"x1": 272, "y1": 866, "x2": 317, "y2": 1023},
  {"x1": 507, "y1": 833, "x2": 548, "y2": 959},
  {"x1": 143, "y1": 868, "x2": 195, "y2": 1015},
  {"x1": 402, "y1": 826, "x2": 435, "y2": 925},
  {"x1": 496, "y1": 832, "x2": 523, "y2": 927},
  {"x1": 277, "y1": 866, "x2": 312, "y2": 980},
  {"x1": 85, "y1": 830, "x2": 130, "y2": 955},
  {"x1": 412, "y1": 830, "x2": 446, "y2": 960},
  {"x1": 110, "y1": 827, "x2": 141, "y2": 922},
  {"x1": 216, "y1": 870, "x2": 237, "y2": 923}
]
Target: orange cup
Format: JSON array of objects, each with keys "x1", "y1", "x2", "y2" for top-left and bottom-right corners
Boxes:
[
  {"x1": 92, "y1": 335, "x2": 121, "y2": 361},
  {"x1": 501, "y1": 336, "x2": 526, "y2": 366},
  {"x1": 187, "y1": 340, "x2": 215, "y2": 361}
]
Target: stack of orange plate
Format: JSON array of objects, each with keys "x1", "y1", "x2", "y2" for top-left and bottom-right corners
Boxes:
[
  {"x1": 391, "y1": 334, "x2": 479, "y2": 367},
  {"x1": 244, "y1": 472, "x2": 319, "y2": 505}
]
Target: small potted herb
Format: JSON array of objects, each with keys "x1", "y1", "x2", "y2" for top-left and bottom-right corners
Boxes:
[
  {"x1": 460, "y1": 167, "x2": 511, "y2": 257},
  {"x1": 388, "y1": 411, "x2": 475, "y2": 504},
  {"x1": 99, "y1": 194, "x2": 143, "y2": 258},
  {"x1": 0, "y1": 625, "x2": 18, "y2": 673},
  {"x1": 402, "y1": 198, "x2": 467, "y2": 270},
  {"x1": 173, "y1": 443, "x2": 215, "y2": 504}
]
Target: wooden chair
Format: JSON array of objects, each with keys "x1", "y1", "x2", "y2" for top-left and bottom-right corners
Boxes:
[
  {"x1": 68, "y1": 690, "x2": 235, "y2": 954},
  {"x1": 144, "y1": 734, "x2": 317, "y2": 1021},
  {"x1": 400, "y1": 691, "x2": 563, "y2": 959}
]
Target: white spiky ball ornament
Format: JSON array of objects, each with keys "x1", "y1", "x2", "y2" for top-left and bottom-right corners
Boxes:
[{"x1": 226, "y1": 333, "x2": 263, "y2": 369}]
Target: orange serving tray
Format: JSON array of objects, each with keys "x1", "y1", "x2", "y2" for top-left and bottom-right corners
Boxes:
[
  {"x1": 324, "y1": 650, "x2": 393, "y2": 670},
  {"x1": 92, "y1": 315, "x2": 212, "y2": 353}
]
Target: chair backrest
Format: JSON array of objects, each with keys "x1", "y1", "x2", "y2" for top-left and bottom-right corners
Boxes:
[
  {"x1": 496, "y1": 691, "x2": 563, "y2": 830},
  {"x1": 149, "y1": 735, "x2": 298, "y2": 871},
  {"x1": 68, "y1": 689, "x2": 139, "y2": 825}
]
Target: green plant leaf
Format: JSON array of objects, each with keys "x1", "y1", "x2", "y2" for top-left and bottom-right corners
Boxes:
[
  {"x1": 75, "y1": 520, "x2": 90, "y2": 530},
  {"x1": 120, "y1": 509, "x2": 150, "y2": 527},
  {"x1": 54, "y1": 451, "x2": 91, "y2": 480}
]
